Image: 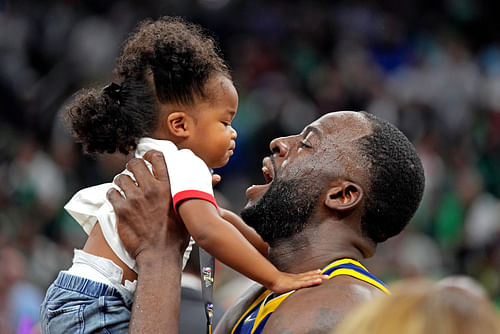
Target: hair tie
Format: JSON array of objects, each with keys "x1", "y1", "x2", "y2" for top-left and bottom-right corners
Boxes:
[{"x1": 103, "y1": 82, "x2": 122, "y2": 105}]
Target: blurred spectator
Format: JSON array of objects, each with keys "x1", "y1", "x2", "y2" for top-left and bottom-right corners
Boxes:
[
  {"x1": 0, "y1": 244, "x2": 43, "y2": 334},
  {"x1": 332, "y1": 279, "x2": 500, "y2": 334}
]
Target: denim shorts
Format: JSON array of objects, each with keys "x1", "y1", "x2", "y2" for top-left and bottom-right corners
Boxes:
[{"x1": 40, "y1": 272, "x2": 132, "y2": 334}]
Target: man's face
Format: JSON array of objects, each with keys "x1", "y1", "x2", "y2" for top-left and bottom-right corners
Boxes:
[
  {"x1": 240, "y1": 163, "x2": 324, "y2": 243},
  {"x1": 241, "y1": 111, "x2": 372, "y2": 243}
]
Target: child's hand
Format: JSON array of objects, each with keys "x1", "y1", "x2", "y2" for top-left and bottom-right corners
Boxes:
[
  {"x1": 269, "y1": 270, "x2": 329, "y2": 293},
  {"x1": 212, "y1": 173, "x2": 221, "y2": 187}
]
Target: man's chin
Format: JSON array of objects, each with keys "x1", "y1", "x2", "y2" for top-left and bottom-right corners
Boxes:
[{"x1": 241, "y1": 177, "x2": 323, "y2": 244}]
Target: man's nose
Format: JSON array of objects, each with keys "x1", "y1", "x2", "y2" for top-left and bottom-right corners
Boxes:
[{"x1": 269, "y1": 137, "x2": 289, "y2": 157}]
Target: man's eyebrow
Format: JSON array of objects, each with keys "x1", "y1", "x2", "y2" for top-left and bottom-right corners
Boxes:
[{"x1": 304, "y1": 125, "x2": 322, "y2": 137}]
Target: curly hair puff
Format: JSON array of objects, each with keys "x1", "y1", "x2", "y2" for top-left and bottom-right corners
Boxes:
[{"x1": 66, "y1": 16, "x2": 230, "y2": 155}]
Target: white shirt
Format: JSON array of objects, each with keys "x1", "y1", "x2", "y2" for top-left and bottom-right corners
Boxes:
[{"x1": 64, "y1": 138, "x2": 217, "y2": 273}]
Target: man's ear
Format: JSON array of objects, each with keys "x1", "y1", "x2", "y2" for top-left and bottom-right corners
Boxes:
[
  {"x1": 324, "y1": 181, "x2": 363, "y2": 211},
  {"x1": 166, "y1": 112, "x2": 191, "y2": 138}
]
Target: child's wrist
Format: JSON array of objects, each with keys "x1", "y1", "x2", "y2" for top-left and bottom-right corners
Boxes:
[{"x1": 266, "y1": 270, "x2": 283, "y2": 290}]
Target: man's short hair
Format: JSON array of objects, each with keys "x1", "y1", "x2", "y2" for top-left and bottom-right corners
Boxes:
[{"x1": 357, "y1": 112, "x2": 425, "y2": 243}]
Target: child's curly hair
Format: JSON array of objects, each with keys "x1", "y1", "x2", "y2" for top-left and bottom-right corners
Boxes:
[{"x1": 66, "y1": 16, "x2": 230, "y2": 155}]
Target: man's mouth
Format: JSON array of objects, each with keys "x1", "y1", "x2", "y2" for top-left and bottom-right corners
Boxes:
[
  {"x1": 261, "y1": 157, "x2": 274, "y2": 184},
  {"x1": 245, "y1": 156, "x2": 275, "y2": 200}
]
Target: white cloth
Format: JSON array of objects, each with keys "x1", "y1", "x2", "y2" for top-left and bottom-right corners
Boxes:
[
  {"x1": 64, "y1": 138, "x2": 217, "y2": 273},
  {"x1": 67, "y1": 249, "x2": 137, "y2": 294}
]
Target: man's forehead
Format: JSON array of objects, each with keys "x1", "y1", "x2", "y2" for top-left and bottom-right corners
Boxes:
[{"x1": 306, "y1": 111, "x2": 372, "y2": 141}]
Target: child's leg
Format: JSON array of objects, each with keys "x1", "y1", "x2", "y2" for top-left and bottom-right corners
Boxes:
[
  {"x1": 83, "y1": 222, "x2": 138, "y2": 284},
  {"x1": 40, "y1": 272, "x2": 131, "y2": 334}
]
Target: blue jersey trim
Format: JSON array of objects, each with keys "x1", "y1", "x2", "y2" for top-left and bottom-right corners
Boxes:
[{"x1": 322, "y1": 263, "x2": 389, "y2": 290}]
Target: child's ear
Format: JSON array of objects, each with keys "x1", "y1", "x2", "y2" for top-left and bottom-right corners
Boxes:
[{"x1": 166, "y1": 112, "x2": 192, "y2": 138}]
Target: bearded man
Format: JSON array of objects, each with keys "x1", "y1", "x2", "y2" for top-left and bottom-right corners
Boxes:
[{"x1": 107, "y1": 111, "x2": 425, "y2": 333}]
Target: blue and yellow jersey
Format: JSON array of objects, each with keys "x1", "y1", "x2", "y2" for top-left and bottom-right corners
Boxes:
[{"x1": 231, "y1": 258, "x2": 390, "y2": 334}]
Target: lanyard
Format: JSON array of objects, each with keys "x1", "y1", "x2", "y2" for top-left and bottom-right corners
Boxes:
[{"x1": 199, "y1": 247, "x2": 215, "y2": 334}]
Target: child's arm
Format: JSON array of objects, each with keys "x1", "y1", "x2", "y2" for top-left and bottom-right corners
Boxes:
[
  {"x1": 218, "y1": 208, "x2": 269, "y2": 257},
  {"x1": 178, "y1": 199, "x2": 327, "y2": 293},
  {"x1": 211, "y1": 174, "x2": 269, "y2": 257}
]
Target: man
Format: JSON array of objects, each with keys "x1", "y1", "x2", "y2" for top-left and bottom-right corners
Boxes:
[{"x1": 108, "y1": 111, "x2": 425, "y2": 333}]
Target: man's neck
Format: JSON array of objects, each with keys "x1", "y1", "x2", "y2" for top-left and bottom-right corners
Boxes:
[{"x1": 267, "y1": 220, "x2": 372, "y2": 273}]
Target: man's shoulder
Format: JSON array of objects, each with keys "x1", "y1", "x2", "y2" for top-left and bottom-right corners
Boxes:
[
  {"x1": 214, "y1": 283, "x2": 267, "y2": 334},
  {"x1": 215, "y1": 275, "x2": 384, "y2": 334},
  {"x1": 262, "y1": 275, "x2": 382, "y2": 334},
  {"x1": 277, "y1": 275, "x2": 380, "y2": 311}
]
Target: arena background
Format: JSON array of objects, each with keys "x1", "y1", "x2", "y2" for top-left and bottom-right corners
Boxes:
[{"x1": 1, "y1": 0, "x2": 500, "y2": 332}]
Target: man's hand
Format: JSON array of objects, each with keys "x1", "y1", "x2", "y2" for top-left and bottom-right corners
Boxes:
[
  {"x1": 106, "y1": 150, "x2": 188, "y2": 333},
  {"x1": 106, "y1": 150, "x2": 189, "y2": 264}
]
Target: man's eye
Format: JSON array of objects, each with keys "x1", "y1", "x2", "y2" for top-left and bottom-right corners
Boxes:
[{"x1": 300, "y1": 141, "x2": 312, "y2": 148}]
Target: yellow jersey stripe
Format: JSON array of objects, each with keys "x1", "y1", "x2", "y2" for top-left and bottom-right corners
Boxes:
[{"x1": 231, "y1": 258, "x2": 389, "y2": 334}]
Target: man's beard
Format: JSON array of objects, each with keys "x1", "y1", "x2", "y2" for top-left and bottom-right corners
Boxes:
[{"x1": 240, "y1": 177, "x2": 323, "y2": 243}]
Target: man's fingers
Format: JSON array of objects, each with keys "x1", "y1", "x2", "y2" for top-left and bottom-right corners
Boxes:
[
  {"x1": 106, "y1": 188, "x2": 124, "y2": 205},
  {"x1": 114, "y1": 174, "x2": 138, "y2": 195},
  {"x1": 143, "y1": 150, "x2": 170, "y2": 182},
  {"x1": 126, "y1": 158, "x2": 150, "y2": 176},
  {"x1": 125, "y1": 157, "x2": 154, "y2": 188}
]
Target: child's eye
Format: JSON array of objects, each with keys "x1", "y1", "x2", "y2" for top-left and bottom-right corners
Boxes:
[{"x1": 222, "y1": 121, "x2": 231, "y2": 126}]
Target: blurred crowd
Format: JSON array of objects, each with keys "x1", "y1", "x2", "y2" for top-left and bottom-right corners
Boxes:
[
  {"x1": 332, "y1": 277, "x2": 500, "y2": 334},
  {"x1": 1, "y1": 0, "x2": 500, "y2": 332}
]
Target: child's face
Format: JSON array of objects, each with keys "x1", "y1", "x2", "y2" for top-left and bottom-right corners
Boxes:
[{"x1": 188, "y1": 75, "x2": 238, "y2": 168}]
